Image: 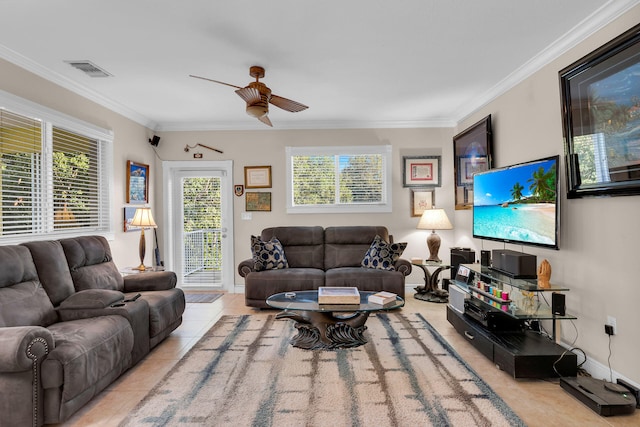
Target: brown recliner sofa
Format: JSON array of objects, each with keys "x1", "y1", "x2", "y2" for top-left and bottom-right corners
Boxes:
[
  {"x1": 0, "y1": 235, "x2": 185, "y2": 426},
  {"x1": 239, "y1": 226, "x2": 412, "y2": 308}
]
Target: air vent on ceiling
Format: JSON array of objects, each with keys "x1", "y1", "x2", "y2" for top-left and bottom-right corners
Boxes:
[{"x1": 65, "y1": 60, "x2": 112, "y2": 77}]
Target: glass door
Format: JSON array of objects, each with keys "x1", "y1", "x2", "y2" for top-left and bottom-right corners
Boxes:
[{"x1": 163, "y1": 161, "x2": 233, "y2": 290}]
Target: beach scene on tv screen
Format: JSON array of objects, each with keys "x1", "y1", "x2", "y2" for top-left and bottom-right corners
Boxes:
[{"x1": 473, "y1": 158, "x2": 557, "y2": 246}]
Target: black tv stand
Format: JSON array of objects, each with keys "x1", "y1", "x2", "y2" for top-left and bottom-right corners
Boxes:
[
  {"x1": 447, "y1": 265, "x2": 578, "y2": 378},
  {"x1": 447, "y1": 306, "x2": 577, "y2": 378}
]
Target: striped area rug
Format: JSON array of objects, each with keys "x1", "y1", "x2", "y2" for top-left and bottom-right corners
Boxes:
[{"x1": 120, "y1": 313, "x2": 524, "y2": 426}]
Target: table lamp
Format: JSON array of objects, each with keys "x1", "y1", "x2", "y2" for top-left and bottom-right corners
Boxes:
[
  {"x1": 130, "y1": 207, "x2": 157, "y2": 271},
  {"x1": 417, "y1": 208, "x2": 453, "y2": 262}
]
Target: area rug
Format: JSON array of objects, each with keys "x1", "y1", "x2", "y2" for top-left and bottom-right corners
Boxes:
[
  {"x1": 184, "y1": 292, "x2": 224, "y2": 303},
  {"x1": 120, "y1": 313, "x2": 525, "y2": 427}
]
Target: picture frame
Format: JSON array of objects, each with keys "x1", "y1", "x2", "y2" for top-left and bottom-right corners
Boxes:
[
  {"x1": 234, "y1": 184, "x2": 244, "y2": 197},
  {"x1": 245, "y1": 191, "x2": 271, "y2": 211},
  {"x1": 560, "y1": 23, "x2": 640, "y2": 198},
  {"x1": 453, "y1": 115, "x2": 492, "y2": 210},
  {"x1": 123, "y1": 206, "x2": 138, "y2": 232},
  {"x1": 126, "y1": 161, "x2": 149, "y2": 204},
  {"x1": 402, "y1": 156, "x2": 441, "y2": 187},
  {"x1": 410, "y1": 189, "x2": 435, "y2": 217},
  {"x1": 244, "y1": 165, "x2": 272, "y2": 189}
]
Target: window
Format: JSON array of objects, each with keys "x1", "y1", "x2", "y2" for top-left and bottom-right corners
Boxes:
[
  {"x1": 286, "y1": 145, "x2": 392, "y2": 213},
  {"x1": 0, "y1": 91, "x2": 113, "y2": 243}
]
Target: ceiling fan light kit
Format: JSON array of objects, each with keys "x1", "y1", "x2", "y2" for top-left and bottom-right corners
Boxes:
[{"x1": 190, "y1": 66, "x2": 308, "y2": 126}]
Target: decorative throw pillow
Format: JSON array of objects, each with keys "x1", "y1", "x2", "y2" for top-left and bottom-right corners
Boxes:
[
  {"x1": 361, "y1": 235, "x2": 407, "y2": 271},
  {"x1": 251, "y1": 236, "x2": 289, "y2": 271}
]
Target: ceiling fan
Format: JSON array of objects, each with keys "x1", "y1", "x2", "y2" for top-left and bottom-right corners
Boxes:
[{"x1": 190, "y1": 66, "x2": 308, "y2": 127}]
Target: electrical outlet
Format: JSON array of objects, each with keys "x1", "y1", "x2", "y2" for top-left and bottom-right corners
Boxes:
[
  {"x1": 605, "y1": 324, "x2": 614, "y2": 335},
  {"x1": 607, "y1": 315, "x2": 617, "y2": 335}
]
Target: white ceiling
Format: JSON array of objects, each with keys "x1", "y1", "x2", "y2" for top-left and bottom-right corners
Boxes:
[{"x1": 0, "y1": 0, "x2": 637, "y2": 131}]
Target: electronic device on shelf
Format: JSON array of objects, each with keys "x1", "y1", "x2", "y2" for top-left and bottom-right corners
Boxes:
[
  {"x1": 473, "y1": 155, "x2": 560, "y2": 250},
  {"x1": 463, "y1": 299, "x2": 525, "y2": 332}
]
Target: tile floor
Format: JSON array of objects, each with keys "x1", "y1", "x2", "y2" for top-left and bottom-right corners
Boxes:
[{"x1": 57, "y1": 291, "x2": 639, "y2": 426}]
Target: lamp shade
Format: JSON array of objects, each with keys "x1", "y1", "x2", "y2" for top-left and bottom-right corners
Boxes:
[
  {"x1": 417, "y1": 208, "x2": 453, "y2": 231},
  {"x1": 130, "y1": 207, "x2": 157, "y2": 228}
]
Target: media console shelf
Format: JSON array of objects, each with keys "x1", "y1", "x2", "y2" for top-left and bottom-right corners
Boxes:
[{"x1": 447, "y1": 264, "x2": 578, "y2": 378}]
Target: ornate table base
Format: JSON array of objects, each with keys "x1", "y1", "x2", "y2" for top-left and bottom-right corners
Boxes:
[{"x1": 276, "y1": 310, "x2": 370, "y2": 350}]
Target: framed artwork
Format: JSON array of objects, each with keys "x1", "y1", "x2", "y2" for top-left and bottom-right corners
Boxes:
[
  {"x1": 244, "y1": 165, "x2": 272, "y2": 189},
  {"x1": 453, "y1": 115, "x2": 492, "y2": 210},
  {"x1": 246, "y1": 192, "x2": 271, "y2": 211},
  {"x1": 234, "y1": 184, "x2": 244, "y2": 197},
  {"x1": 403, "y1": 156, "x2": 441, "y2": 187},
  {"x1": 560, "y1": 23, "x2": 640, "y2": 198},
  {"x1": 411, "y1": 189, "x2": 435, "y2": 217},
  {"x1": 123, "y1": 206, "x2": 138, "y2": 232},
  {"x1": 126, "y1": 161, "x2": 149, "y2": 204}
]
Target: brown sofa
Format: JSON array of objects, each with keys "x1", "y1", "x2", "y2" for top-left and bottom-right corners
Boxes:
[
  {"x1": 0, "y1": 235, "x2": 185, "y2": 426},
  {"x1": 238, "y1": 226, "x2": 412, "y2": 308}
]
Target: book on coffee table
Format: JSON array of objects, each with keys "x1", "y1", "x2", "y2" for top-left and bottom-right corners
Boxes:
[
  {"x1": 368, "y1": 291, "x2": 397, "y2": 305},
  {"x1": 318, "y1": 287, "x2": 360, "y2": 304}
]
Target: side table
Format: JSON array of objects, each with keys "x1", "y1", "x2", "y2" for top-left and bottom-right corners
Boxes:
[
  {"x1": 412, "y1": 261, "x2": 451, "y2": 303},
  {"x1": 120, "y1": 266, "x2": 165, "y2": 275}
]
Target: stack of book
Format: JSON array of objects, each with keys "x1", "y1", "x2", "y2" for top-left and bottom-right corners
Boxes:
[{"x1": 367, "y1": 291, "x2": 397, "y2": 306}]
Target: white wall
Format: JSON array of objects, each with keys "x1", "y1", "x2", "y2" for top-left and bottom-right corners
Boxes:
[
  {"x1": 151, "y1": 127, "x2": 454, "y2": 288},
  {"x1": 0, "y1": 58, "x2": 158, "y2": 269},
  {"x1": 454, "y1": 6, "x2": 640, "y2": 385}
]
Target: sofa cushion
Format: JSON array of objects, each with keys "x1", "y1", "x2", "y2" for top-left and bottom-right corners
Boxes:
[
  {"x1": 251, "y1": 236, "x2": 289, "y2": 271},
  {"x1": 22, "y1": 240, "x2": 76, "y2": 306},
  {"x1": 132, "y1": 289, "x2": 185, "y2": 341},
  {"x1": 324, "y1": 226, "x2": 391, "y2": 269},
  {"x1": 245, "y1": 268, "x2": 325, "y2": 306},
  {"x1": 60, "y1": 236, "x2": 124, "y2": 292},
  {"x1": 361, "y1": 235, "x2": 407, "y2": 271},
  {"x1": 0, "y1": 245, "x2": 58, "y2": 327},
  {"x1": 261, "y1": 226, "x2": 324, "y2": 269},
  {"x1": 42, "y1": 316, "x2": 133, "y2": 398}
]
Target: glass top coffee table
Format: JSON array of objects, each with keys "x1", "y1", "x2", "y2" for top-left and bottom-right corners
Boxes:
[{"x1": 266, "y1": 290, "x2": 404, "y2": 350}]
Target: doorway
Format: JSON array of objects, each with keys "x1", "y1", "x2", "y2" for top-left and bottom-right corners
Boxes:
[{"x1": 162, "y1": 161, "x2": 234, "y2": 291}]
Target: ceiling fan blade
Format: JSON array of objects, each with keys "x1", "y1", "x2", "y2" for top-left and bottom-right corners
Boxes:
[
  {"x1": 269, "y1": 94, "x2": 309, "y2": 113},
  {"x1": 189, "y1": 75, "x2": 243, "y2": 89},
  {"x1": 235, "y1": 87, "x2": 262, "y2": 104},
  {"x1": 258, "y1": 115, "x2": 273, "y2": 127}
]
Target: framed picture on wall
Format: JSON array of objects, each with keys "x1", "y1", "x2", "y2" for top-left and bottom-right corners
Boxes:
[
  {"x1": 560, "y1": 23, "x2": 640, "y2": 198},
  {"x1": 402, "y1": 156, "x2": 441, "y2": 187},
  {"x1": 453, "y1": 115, "x2": 492, "y2": 210},
  {"x1": 126, "y1": 161, "x2": 149, "y2": 204},
  {"x1": 246, "y1": 192, "x2": 271, "y2": 211},
  {"x1": 411, "y1": 189, "x2": 435, "y2": 217},
  {"x1": 244, "y1": 166, "x2": 272, "y2": 189}
]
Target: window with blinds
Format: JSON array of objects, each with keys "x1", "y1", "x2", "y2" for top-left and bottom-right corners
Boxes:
[
  {"x1": 0, "y1": 98, "x2": 112, "y2": 242},
  {"x1": 286, "y1": 145, "x2": 392, "y2": 213}
]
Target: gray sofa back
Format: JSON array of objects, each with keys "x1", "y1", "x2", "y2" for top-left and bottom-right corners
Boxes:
[
  {"x1": 324, "y1": 226, "x2": 390, "y2": 269},
  {"x1": 60, "y1": 236, "x2": 124, "y2": 292},
  {"x1": 22, "y1": 240, "x2": 76, "y2": 306},
  {"x1": 261, "y1": 226, "x2": 324, "y2": 269},
  {"x1": 0, "y1": 245, "x2": 58, "y2": 327}
]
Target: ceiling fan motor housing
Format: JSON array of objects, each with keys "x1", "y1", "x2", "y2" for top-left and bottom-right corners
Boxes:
[{"x1": 245, "y1": 82, "x2": 271, "y2": 118}]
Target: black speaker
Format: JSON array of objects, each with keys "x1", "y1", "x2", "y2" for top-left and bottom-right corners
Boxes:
[
  {"x1": 149, "y1": 135, "x2": 161, "y2": 146},
  {"x1": 491, "y1": 249, "x2": 536, "y2": 278},
  {"x1": 450, "y1": 247, "x2": 475, "y2": 278},
  {"x1": 480, "y1": 250, "x2": 491, "y2": 266},
  {"x1": 552, "y1": 292, "x2": 566, "y2": 316}
]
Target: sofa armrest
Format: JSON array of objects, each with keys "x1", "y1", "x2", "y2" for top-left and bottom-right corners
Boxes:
[
  {"x1": 58, "y1": 289, "x2": 124, "y2": 310},
  {"x1": 238, "y1": 259, "x2": 255, "y2": 278},
  {"x1": 395, "y1": 258, "x2": 412, "y2": 276},
  {"x1": 123, "y1": 271, "x2": 177, "y2": 292},
  {"x1": 0, "y1": 326, "x2": 54, "y2": 373}
]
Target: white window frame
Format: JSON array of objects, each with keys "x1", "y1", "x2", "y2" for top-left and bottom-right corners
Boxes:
[
  {"x1": 0, "y1": 89, "x2": 114, "y2": 244},
  {"x1": 286, "y1": 145, "x2": 392, "y2": 214}
]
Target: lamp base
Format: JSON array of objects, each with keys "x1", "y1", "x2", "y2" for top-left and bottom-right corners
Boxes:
[
  {"x1": 133, "y1": 264, "x2": 147, "y2": 271},
  {"x1": 426, "y1": 231, "x2": 442, "y2": 262}
]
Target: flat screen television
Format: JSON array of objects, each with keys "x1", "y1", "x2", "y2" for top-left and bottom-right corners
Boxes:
[{"x1": 473, "y1": 155, "x2": 559, "y2": 250}]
